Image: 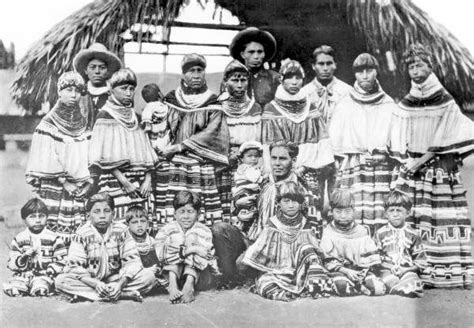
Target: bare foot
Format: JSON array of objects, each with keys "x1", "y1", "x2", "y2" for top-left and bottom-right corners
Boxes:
[
  {"x1": 120, "y1": 291, "x2": 144, "y2": 303},
  {"x1": 168, "y1": 273, "x2": 182, "y2": 304},
  {"x1": 182, "y1": 276, "x2": 195, "y2": 304}
]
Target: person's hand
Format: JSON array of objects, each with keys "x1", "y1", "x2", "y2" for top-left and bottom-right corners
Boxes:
[
  {"x1": 163, "y1": 144, "x2": 182, "y2": 158},
  {"x1": 63, "y1": 181, "x2": 78, "y2": 196},
  {"x1": 193, "y1": 246, "x2": 214, "y2": 260},
  {"x1": 235, "y1": 195, "x2": 258, "y2": 209},
  {"x1": 106, "y1": 282, "x2": 122, "y2": 301},
  {"x1": 149, "y1": 264, "x2": 160, "y2": 275},
  {"x1": 75, "y1": 182, "x2": 92, "y2": 199},
  {"x1": 95, "y1": 281, "x2": 109, "y2": 298},
  {"x1": 21, "y1": 248, "x2": 36, "y2": 262},
  {"x1": 120, "y1": 178, "x2": 140, "y2": 199},
  {"x1": 340, "y1": 268, "x2": 361, "y2": 282},
  {"x1": 139, "y1": 176, "x2": 152, "y2": 198}
]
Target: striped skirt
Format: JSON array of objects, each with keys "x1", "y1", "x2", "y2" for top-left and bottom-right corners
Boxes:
[
  {"x1": 215, "y1": 168, "x2": 233, "y2": 224},
  {"x1": 37, "y1": 178, "x2": 86, "y2": 247},
  {"x1": 253, "y1": 244, "x2": 333, "y2": 301},
  {"x1": 154, "y1": 155, "x2": 223, "y2": 227},
  {"x1": 391, "y1": 159, "x2": 473, "y2": 288},
  {"x1": 335, "y1": 154, "x2": 393, "y2": 233},
  {"x1": 98, "y1": 169, "x2": 153, "y2": 228}
]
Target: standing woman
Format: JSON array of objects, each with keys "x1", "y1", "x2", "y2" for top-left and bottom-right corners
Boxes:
[
  {"x1": 261, "y1": 60, "x2": 334, "y2": 227},
  {"x1": 219, "y1": 59, "x2": 263, "y2": 222},
  {"x1": 26, "y1": 72, "x2": 92, "y2": 247},
  {"x1": 329, "y1": 53, "x2": 397, "y2": 234},
  {"x1": 389, "y1": 45, "x2": 474, "y2": 288},
  {"x1": 154, "y1": 53, "x2": 230, "y2": 227},
  {"x1": 89, "y1": 68, "x2": 157, "y2": 224}
]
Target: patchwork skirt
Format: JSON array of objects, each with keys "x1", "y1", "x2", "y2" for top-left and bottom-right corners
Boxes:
[{"x1": 391, "y1": 156, "x2": 473, "y2": 288}]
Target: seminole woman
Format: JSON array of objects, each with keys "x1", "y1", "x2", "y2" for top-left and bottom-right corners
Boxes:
[
  {"x1": 26, "y1": 72, "x2": 92, "y2": 247},
  {"x1": 154, "y1": 53, "x2": 230, "y2": 227},
  {"x1": 388, "y1": 44, "x2": 474, "y2": 288},
  {"x1": 88, "y1": 68, "x2": 157, "y2": 226},
  {"x1": 260, "y1": 59, "x2": 334, "y2": 229},
  {"x1": 329, "y1": 53, "x2": 398, "y2": 234}
]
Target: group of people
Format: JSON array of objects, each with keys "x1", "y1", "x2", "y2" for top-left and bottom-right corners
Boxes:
[{"x1": 4, "y1": 26, "x2": 474, "y2": 303}]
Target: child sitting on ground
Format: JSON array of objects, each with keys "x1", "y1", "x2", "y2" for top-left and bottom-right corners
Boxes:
[
  {"x1": 232, "y1": 141, "x2": 266, "y2": 232},
  {"x1": 320, "y1": 189, "x2": 386, "y2": 296},
  {"x1": 125, "y1": 206, "x2": 168, "y2": 288},
  {"x1": 154, "y1": 190, "x2": 220, "y2": 304},
  {"x1": 374, "y1": 191, "x2": 427, "y2": 297},
  {"x1": 141, "y1": 83, "x2": 170, "y2": 157},
  {"x1": 3, "y1": 198, "x2": 67, "y2": 297}
]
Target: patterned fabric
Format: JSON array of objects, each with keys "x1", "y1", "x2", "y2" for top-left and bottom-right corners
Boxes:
[
  {"x1": 26, "y1": 112, "x2": 91, "y2": 245},
  {"x1": 261, "y1": 95, "x2": 334, "y2": 172},
  {"x1": 4, "y1": 228, "x2": 66, "y2": 296},
  {"x1": 247, "y1": 172, "x2": 322, "y2": 241},
  {"x1": 330, "y1": 82, "x2": 397, "y2": 232},
  {"x1": 64, "y1": 222, "x2": 142, "y2": 281},
  {"x1": 375, "y1": 223, "x2": 426, "y2": 296},
  {"x1": 233, "y1": 164, "x2": 263, "y2": 230},
  {"x1": 321, "y1": 222, "x2": 385, "y2": 296},
  {"x1": 301, "y1": 77, "x2": 352, "y2": 124},
  {"x1": 388, "y1": 73, "x2": 474, "y2": 288},
  {"x1": 243, "y1": 215, "x2": 332, "y2": 301},
  {"x1": 155, "y1": 221, "x2": 218, "y2": 272}
]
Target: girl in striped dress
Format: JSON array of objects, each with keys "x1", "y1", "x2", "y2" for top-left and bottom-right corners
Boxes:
[
  {"x1": 89, "y1": 68, "x2": 157, "y2": 226},
  {"x1": 26, "y1": 72, "x2": 92, "y2": 246},
  {"x1": 388, "y1": 45, "x2": 474, "y2": 288},
  {"x1": 240, "y1": 181, "x2": 332, "y2": 301},
  {"x1": 261, "y1": 60, "x2": 334, "y2": 217},
  {"x1": 329, "y1": 53, "x2": 397, "y2": 234}
]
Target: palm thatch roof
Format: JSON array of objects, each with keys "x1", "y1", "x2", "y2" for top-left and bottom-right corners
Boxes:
[{"x1": 11, "y1": 0, "x2": 474, "y2": 113}]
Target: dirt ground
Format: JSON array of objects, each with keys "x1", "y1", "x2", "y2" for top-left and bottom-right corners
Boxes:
[{"x1": 1, "y1": 146, "x2": 473, "y2": 328}]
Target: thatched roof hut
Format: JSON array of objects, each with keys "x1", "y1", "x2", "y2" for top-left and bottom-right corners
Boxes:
[{"x1": 11, "y1": 0, "x2": 474, "y2": 113}]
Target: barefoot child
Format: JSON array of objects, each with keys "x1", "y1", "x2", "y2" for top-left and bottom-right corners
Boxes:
[
  {"x1": 55, "y1": 192, "x2": 157, "y2": 302},
  {"x1": 374, "y1": 191, "x2": 427, "y2": 297},
  {"x1": 3, "y1": 198, "x2": 67, "y2": 297},
  {"x1": 155, "y1": 191, "x2": 219, "y2": 304},
  {"x1": 232, "y1": 141, "x2": 265, "y2": 232},
  {"x1": 125, "y1": 206, "x2": 167, "y2": 288},
  {"x1": 320, "y1": 189, "x2": 386, "y2": 296}
]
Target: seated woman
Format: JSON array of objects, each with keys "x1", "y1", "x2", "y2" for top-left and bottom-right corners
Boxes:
[
  {"x1": 88, "y1": 68, "x2": 157, "y2": 226},
  {"x1": 55, "y1": 193, "x2": 157, "y2": 302},
  {"x1": 239, "y1": 181, "x2": 332, "y2": 302},
  {"x1": 155, "y1": 191, "x2": 219, "y2": 304}
]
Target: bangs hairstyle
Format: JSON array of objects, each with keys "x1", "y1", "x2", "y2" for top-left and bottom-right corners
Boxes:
[
  {"x1": 329, "y1": 189, "x2": 355, "y2": 209},
  {"x1": 269, "y1": 141, "x2": 299, "y2": 159},
  {"x1": 125, "y1": 205, "x2": 148, "y2": 223},
  {"x1": 86, "y1": 192, "x2": 115, "y2": 212},
  {"x1": 311, "y1": 45, "x2": 336, "y2": 64},
  {"x1": 276, "y1": 181, "x2": 306, "y2": 204},
  {"x1": 223, "y1": 60, "x2": 249, "y2": 81},
  {"x1": 173, "y1": 190, "x2": 201, "y2": 211},
  {"x1": 279, "y1": 60, "x2": 305, "y2": 80},
  {"x1": 403, "y1": 44, "x2": 432, "y2": 68},
  {"x1": 384, "y1": 191, "x2": 412, "y2": 211},
  {"x1": 141, "y1": 83, "x2": 163, "y2": 103},
  {"x1": 108, "y1": 68, "x2": 137, "y2": 89},
  {"x1": 21, "y1": 198, "x2": 48, "y2": 220},
  {"x1": 352, "y1": 53, "x2": 379, "y2": 73}
]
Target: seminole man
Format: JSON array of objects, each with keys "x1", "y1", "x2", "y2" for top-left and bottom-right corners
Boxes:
[{"x1": 229, "y1": 27, "x2": 279, "y2": 108}]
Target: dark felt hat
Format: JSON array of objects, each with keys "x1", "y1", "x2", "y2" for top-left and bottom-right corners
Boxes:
[{"x1": 229, "y1": 27, "x2": 277, "y2": 63}]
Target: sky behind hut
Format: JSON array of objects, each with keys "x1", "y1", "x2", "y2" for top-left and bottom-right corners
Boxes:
[{"x1": 0, "y1": 0, "x2": 473, "y2": 72}]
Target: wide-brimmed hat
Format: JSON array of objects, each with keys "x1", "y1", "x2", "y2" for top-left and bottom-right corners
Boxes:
[
  {"x1": 73, "y1": 43, "x2": 122, "y2": 77},
  {"x1": 229, "y1": 27, "x2": 277, "y2": 63}
]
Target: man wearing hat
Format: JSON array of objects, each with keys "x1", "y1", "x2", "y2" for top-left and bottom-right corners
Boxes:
[
  {"x1": 73, "y1": 43, "x2": 122, "y2": 129},
  {"x1": 229, "y1": 27, "x2": 279, "y2": 107}
]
